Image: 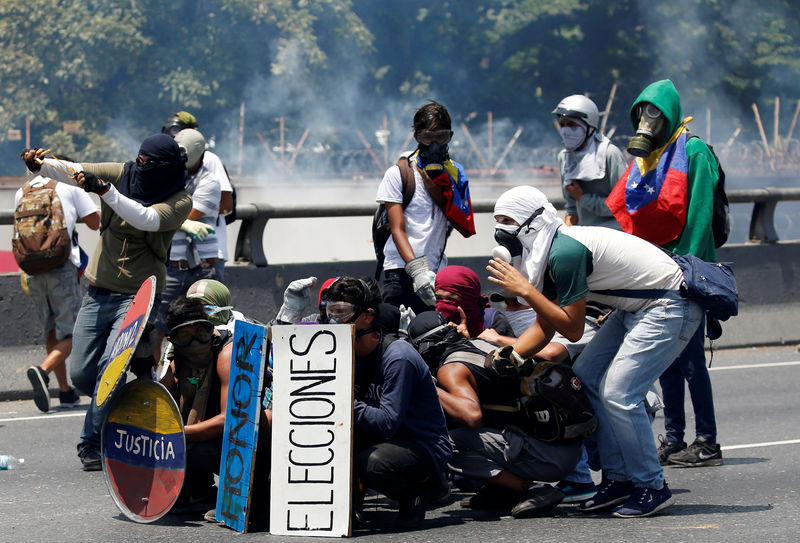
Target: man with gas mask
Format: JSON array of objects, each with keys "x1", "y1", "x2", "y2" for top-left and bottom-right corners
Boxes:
[
  {"x1": 408, "y1": 311, "x2": 582, "y2": 519},
  {"x1": 21, "y1": 136, "x2": 192, "y2": 471},
  {"x1": 488, "y1": 185, "x2": 703, "y2": 518},
  {"x1": 376, "y1": 101, "x2": 475, "y2": 314},
  {"x1": 553, "y1": 94, "x2": 627, "y2": 229},
  {"x1": 324, "y1": 276, "x2": 451, "y2": 529},
  {"x1": 607, "y1": 79, "x2": 723, "y2": 469}
]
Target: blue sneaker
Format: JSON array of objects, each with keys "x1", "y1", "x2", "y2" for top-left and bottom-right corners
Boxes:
[
  {"x1": 612, "y1": 483, "x2": 674, "y2": 518},
  {"x1": 555, "y1": 480, "x2": 597, "y2": 503},
  {"x1": 577, "y1": 479, "x2": 634, "y2": 512}
]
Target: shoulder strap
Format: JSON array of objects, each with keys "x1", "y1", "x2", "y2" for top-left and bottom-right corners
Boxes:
[
  {"x1": 397, "y1": 156, "x2": 415, "y2": 209},
  {"x1": 592, "y1": 288, "x2": 677, "y2": 299}
]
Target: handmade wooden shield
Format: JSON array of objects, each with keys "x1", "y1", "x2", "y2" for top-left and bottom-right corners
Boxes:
[
  {"x1": 216, "y1": 320, "x2": 268, "y2": 533},
  {"x1": 96, "y1": 275, "x2": 157, "y2": 408},
  {"x1": 270, "y1": 324, "x2": 354, "y2": 538},
  {"x1": 101, "y1": 379, "x2": 186, "y2": 523}
]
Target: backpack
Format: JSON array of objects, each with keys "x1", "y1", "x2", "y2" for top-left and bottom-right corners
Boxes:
[
  {"x1": 221, "y1": 164, "x2": 237, "y2": 225},
  {"x1": 372, "y1": 157, "x2": 415, "y2": 279},
  {"x1": 12, "y1": 180, "x2": 71, "y2": 275},
  {"x1": 688, "y1": 134, "x2": 730, "y2": 248},
  {"x1": 517, "y1": 360, "x2": 598, "y2": 442},
  {"x1": 484, "y1": 346, "x2": 597, "y2": 442}
]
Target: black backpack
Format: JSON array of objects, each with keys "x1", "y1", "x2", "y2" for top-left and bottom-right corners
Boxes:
[
  {"x1": 372, "y1": 157, "x2": 415, "y2": 279},
  {"x1": 484, "y1": 347, "x2": 597, "y2": 442},
  {"x1": 688, "y1": 134, "x2": 730, "y2": 248},
  {"x1": 517, "y1": 360, "x2": 597, "y2": 442}
]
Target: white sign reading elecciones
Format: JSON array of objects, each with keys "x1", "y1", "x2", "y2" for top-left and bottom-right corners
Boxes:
[{"x1": 270, "y1": 325, "x2": 354, "y2": 537}]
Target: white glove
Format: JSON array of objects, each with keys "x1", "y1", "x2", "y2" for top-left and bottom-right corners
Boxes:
[
  {"x1": 181, "y1": 219, "x2": 215, "y2": 241},
  {"x1": 276, "y1": 276, "x2": 317, "y2": 324},
  {"x1": 398, "y1": 304, "x2": 417, "y2": 336},
  {"x1": 405, "y1": 256, "x2": 437, "y2": 307}
]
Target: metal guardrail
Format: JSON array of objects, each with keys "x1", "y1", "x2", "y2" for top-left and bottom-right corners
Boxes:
[{"x1": 3, "y1": 188, "x2": 800, "y2": 266}]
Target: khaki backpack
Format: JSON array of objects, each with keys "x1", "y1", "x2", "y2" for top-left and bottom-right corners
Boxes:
[{"x1": 12, "y1": 180, "x2": 71, "y2": 275}]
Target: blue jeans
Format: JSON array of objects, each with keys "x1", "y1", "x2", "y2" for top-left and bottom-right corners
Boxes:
[
  {"x1": 572, "y1": 294, "x2": 702, "y2": 489},
  {"x1": 70, "y1": 287, "x2": 135, "y2": 452},
  {"x1": 659, "y1": 317, "x2": 718, "y2": 443},
  {"x1": 155, "y1": 265, "x2": 219, "y2": 333}
]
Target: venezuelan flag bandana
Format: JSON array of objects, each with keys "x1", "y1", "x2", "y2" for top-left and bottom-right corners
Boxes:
[
  {"x1": 607, "y1": 123, "x2": 690, "y2": 245},
  {"x1": 415, "y1": 152, "x2": 476, "y2": 237}
]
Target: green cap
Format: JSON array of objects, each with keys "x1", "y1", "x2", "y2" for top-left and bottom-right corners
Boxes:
[{"x1": 187, "y1": 279, "x2": 232, "y2": 326}]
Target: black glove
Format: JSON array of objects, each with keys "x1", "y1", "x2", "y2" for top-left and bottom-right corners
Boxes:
[
  {"x1": 20, "y1": 148, "x2": 41, "y2": 172},
  {"x1": 484, "y1": 345, "x2": 532, "y2": 379},
  {"x1": 79, "y1": 171, "x2": 110, "y2": 195}
]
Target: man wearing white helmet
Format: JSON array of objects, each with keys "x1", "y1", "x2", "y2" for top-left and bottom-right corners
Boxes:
[
  {"x1": 488, "y1": 185, "x2": 702, "y2": 518},
  {"x1": 154, "y1": 128, "x2": 223, "y2": 337},
  {"x1": 552, "y1": 94, "x2": 627, "y2": 229}
]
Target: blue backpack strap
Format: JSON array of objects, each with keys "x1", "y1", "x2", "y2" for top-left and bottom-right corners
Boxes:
[{"x1": 483, "y1": 307, "x2": 497, "y2": 329}]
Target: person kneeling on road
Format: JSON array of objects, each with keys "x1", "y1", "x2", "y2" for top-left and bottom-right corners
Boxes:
[
  {"x1": 324, "y1": 276, "x2": 452, "y2": 529},
  {"x1": 408, "y1": 311, "x2": 583, "y2": 518}
]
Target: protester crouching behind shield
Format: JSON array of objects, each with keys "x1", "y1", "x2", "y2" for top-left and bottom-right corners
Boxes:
[
  {"x1": 325, "y1": 276, "x2": 451, "y2": 529},
  {"x1": 21, "y1": 135, "x2": 192, "y2": 471}
]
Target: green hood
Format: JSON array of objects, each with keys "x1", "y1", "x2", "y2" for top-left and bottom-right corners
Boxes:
[{"x1": 630, "y1": 79, "x2": 683, "y2": 144}]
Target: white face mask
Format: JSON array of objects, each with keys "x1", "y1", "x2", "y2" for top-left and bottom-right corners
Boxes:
[{"x1": 560, "y1": 125, "x2": 586, "y2": 151}]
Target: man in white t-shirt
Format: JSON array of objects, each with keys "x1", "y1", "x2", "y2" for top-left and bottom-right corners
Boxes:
[
  {"x1": 162, "y1": 111, "x2": 234, "y2": 280},
  {"x1": 375, "y1": 101, "x2": 453, "y2": 314},
  {"x1": 154, "y1": 128, "x2": 223, "y2": 336},
  {"x1": 487, "y1": 185, "x2": 702, "y2": 519},
  {"x1": 16, "y1": 174, "x2": 99, "y2": 412}
]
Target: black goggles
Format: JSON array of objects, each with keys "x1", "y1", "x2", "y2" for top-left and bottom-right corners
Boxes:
[{"x1": 169, "y1": 320, "x2": 214, "y2": 348}]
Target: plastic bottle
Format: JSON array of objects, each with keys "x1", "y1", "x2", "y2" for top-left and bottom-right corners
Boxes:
[{"x1": 0, "y1": 455, "x2": 25, "y2": 470}]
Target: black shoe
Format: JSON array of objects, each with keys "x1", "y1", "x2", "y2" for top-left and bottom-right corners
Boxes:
[
  {"x1": 667, "y1": 436, "x2": 723, "y2": 467},
  {"x1": 459, "y1": 483, "x2": 522, "y2": 512},
  {"x1": 58, "y1": 387, "x2": 81, "y2": 408},
  {"x1": 395, "y1": 494, "x2": 427, "y2": 530},
  {"x1": 171, "y1": 488, "x2": 217, "y2": 515},
  {"x1": 78, "y1": 447, "x2": 101, "y2": 471},
  {"x1": 657, "y1": 434, "x2": 687, "y2": 466},
  {"x1": 577, "y1": 479, "x2": 634, "y2": 512},
  {"x1": 27, "y1": 366, "x2": 50, "y2": 413},
  {"x1": 511, "y1": 484, "x2": 565, "y2": 518}
]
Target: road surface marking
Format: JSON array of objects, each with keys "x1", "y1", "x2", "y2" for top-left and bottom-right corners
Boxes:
[
  {"x1": 0, "y1": 412, "x2": 85, "y2": 423},
  {"x1": 709, "y1": 360, "x2": 800, "y2": 371},
  {"x1": 721, "y1": 438, "x2": 800, "y2": 451}
]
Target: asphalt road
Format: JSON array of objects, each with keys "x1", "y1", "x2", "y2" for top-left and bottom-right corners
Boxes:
[{"x1": 1, "y1": 344, "x2": 799, "y2": 543}]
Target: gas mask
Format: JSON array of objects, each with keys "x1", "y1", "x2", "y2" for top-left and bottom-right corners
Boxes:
[
  {"x1": 559, "y1": 124, "x2": 587, "y2": 151},
  {"x1": 628, "y1": 103, "x2": 667, "y2": 158},
  {"x1": 418, "y1": 141, "x2": 449, "y2": 167},
  {"x1": 493, "y1": 207, "x2": 545, "y2": 260}
]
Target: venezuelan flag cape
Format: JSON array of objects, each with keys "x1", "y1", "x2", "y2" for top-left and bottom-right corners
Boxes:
[
  {"x1": 607, "y1": 131, "x2": 689, "y2": 245},
  {"x1": 415, "y1": 154, "x2": 476, "y2": 238}
]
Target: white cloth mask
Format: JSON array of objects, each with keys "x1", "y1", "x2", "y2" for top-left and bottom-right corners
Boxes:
[{"x1": 560, "y1": 125, "x2": 586, "y2": 151}]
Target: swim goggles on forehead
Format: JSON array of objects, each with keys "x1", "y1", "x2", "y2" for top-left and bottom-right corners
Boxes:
[
  {"x1": 169, "y1": 319, "x2": 215, "y2": 348},
  {"x1": 325, "y1": 301, "x2": 362, "y2": 324},
  {"x1": 203, "y1": 304, "x2": 233, "y2": 316}
]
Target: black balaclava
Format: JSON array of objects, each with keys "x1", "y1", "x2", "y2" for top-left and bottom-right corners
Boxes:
[{"x1": 119, "y1": 133, "x2": 187, "y2": 206}]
